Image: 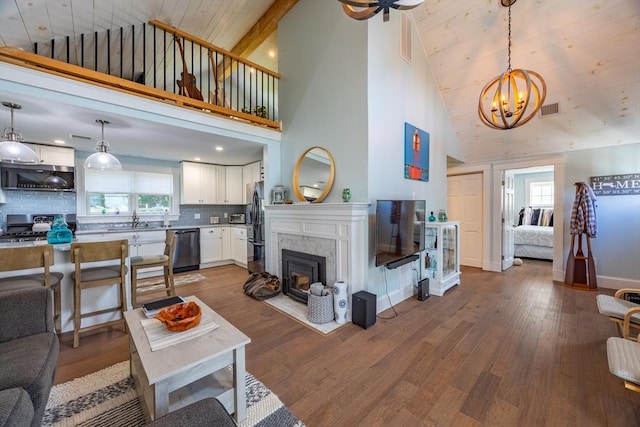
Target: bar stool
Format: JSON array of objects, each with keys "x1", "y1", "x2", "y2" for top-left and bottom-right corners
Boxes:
[
  {"x1": 70, "y1": 239, "x2": 128, "y2": 348},
  {"x1": 0, "y1": 244, "x2": 63, "y2": 333},
  {"x1": 130, "y1": 230, "x2": 177, "y2": 307}
]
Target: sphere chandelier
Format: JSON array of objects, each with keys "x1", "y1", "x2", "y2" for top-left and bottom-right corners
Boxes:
[{"x1": 478, "y1": 0, "x2": 547, "y2": 130}]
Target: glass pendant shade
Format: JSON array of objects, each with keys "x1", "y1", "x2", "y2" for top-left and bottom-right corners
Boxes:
[
  {"x1": 84, "y1": 120, "x2": 122, "y2": 171},
  {"x1": 0, "y1": 102, "x2": 39, "y2": 164}
]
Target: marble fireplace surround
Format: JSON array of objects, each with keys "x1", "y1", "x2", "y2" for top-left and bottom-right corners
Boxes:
[{"x1": 264, "y1": 203, "x2": 370, "y2": 317}]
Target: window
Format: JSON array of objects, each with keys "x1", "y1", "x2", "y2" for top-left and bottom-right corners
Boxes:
[
  {"x1": 85, "y1": 170, "x2": 173, "y2": 215},
  {"x1": 529, "y1": 181, "x2": 554, "y2": 207}
]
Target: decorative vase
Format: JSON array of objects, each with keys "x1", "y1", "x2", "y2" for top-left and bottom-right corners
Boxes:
[
  {"x1": 47, "y1": 216, "x2": 73, "y2": 244},
  {"x1": 438, "y1": 209, "x2": 448, "y2": 222},
  {"x1": 333, "y1": 281, "x2": 348, "y2": 324},
  {"x1": 428, "y1": 211, "x2": 436, "y2": 222},
  {"x1": 342, "y1": 188, "x2": 351, "y2": 202}
]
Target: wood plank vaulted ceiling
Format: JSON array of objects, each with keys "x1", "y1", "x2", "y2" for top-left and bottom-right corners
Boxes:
[{"x1": 0, "y1": 0, "x2": 638, "y2": 165}]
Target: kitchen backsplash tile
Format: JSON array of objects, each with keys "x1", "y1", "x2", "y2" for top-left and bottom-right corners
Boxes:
[{"x1": 0, "y1": 190, "x2": 76, "y2": 232}]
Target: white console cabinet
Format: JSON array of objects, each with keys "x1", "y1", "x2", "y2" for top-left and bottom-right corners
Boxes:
[{"x1": 421, "y1": 221, "x2": 461, "y2": 296}]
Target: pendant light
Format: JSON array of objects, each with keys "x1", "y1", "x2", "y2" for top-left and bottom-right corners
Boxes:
[
  {"x1": 0, "y1": 102, "x2": 39, "y2": 164},
  {"x1": 478, "y1": 0, "x2": 547, "y2": 130},
  {"x1": 84, "y1": 120, "x2": 122, "y2": 171}
]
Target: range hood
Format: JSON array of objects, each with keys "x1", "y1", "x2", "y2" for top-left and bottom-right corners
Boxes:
[{"x1": 0, "y1": 162, "x2": 75, "y2": 191}]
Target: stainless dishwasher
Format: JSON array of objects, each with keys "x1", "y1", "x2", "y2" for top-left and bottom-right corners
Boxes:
[{"x1": 172, "y1": 228, "x2": 201, "y2": 273}]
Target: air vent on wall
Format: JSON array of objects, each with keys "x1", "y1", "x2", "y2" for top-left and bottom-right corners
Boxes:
[
  {"x1": 400, "y1": 13, "x2": 412, "y2": 64},
  {"x1": 69, "y1": 133, "x2": 92, "y2": 141},
  {"x1": 540, "y1": 102, "x2": 559, "y2": 117}
]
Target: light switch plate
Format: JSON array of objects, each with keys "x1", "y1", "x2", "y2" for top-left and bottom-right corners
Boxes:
[{"x1": 194, "y1": 213, "x2": 200, "y2": 219}]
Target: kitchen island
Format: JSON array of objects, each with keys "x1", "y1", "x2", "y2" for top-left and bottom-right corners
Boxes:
[{"x1": 0, "y1": 231, "x2": 166, "y2": 334}]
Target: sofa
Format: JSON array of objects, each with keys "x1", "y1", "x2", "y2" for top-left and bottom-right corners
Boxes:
[{"x1": 0, "y1": 287, "x2": 60, "y2": 427}]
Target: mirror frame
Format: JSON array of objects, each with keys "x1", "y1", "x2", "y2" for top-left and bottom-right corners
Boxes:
[{"x1": 292, "y1": 146, "x2": 335, "y2": 203}]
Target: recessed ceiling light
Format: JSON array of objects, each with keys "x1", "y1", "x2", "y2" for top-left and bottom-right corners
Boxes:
[
  {"x1": 54, "y1": 139, "x2": 66, "y2": 144},
  {"x1": 194, "y1": 157, "x2": 201, "y2": 161},
  {"x1": 215, "y1": 146, "x2": 224, "y2": 151}
]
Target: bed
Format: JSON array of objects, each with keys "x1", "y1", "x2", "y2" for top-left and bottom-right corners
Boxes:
[{"x1": 514, "y1": 207, "x2": 554, "y2": 260}]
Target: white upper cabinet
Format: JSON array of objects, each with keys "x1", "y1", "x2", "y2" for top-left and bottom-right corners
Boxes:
[
  {"x1": 181, "y1": 162, "x2": 217, "y2": 204},
  {"x1": 24, "y1": 143, "x2": 74, "y2": 167},
  {"x1": 216, "y1": 165, "x2": 243, "y2": 204}
]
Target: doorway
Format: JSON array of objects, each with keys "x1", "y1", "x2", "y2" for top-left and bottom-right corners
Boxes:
[{"x1": 503, "y1": 165, "x2": 555, "y2": 270}]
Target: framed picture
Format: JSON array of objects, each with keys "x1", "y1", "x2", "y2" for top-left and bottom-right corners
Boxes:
[{"x1": 404, "y1": 122, "x2": 429, "y2": 182}]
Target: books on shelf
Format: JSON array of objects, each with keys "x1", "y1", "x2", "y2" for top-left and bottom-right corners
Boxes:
[{"x1": 140, "y1": 312, "x2": 219, "y2": 351}]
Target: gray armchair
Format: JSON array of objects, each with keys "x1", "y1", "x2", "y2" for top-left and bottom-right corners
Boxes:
[{"x1": 0, "y1": 287, "x2": 60, "y2": 427}]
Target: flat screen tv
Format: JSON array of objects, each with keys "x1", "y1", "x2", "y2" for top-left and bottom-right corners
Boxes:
[{"x1": 375, "y1": 200, "x2": 425, "y2": 267}]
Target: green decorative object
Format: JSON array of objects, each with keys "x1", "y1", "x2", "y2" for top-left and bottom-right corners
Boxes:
[
  {"x1": 438, "y1": 209, "x2": 448, "y2": 222},
  {"x1": 342, "y1": 188, "x2": 351, "y2": 202}
]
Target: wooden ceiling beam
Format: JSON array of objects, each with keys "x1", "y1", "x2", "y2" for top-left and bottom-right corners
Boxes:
[{"x1": 230, "y1": 0, "x2": 299, "y2": 58}]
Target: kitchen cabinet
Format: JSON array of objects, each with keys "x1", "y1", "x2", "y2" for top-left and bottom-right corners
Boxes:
[
  {"x1": 24, "y1": 143, "x2": 75, "y2": 167},
  {"x1": 231, "y1": 227, "x2": 247, "y2": 266},
  {"x1": 216, "y1": 166, "x2": 243, "y2": 204},
  {"x1": 181, "y1": 162, "x2": 217, "y2": 204},
  {"x1": 421, "y1": 221, "x2": 461, "y2": 296},
  {"x1": 242, "y1": 161, "x2": 262, "y2": 204},
  {"x1": 200, "y1": 226, "x2": 231, "y2": 267}
]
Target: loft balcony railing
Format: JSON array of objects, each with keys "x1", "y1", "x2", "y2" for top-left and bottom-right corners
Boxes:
[{"x1": 0, "y1": 20, "x2": 280, "y2": 130}]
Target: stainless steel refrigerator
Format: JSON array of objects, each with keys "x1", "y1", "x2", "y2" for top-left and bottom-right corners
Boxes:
[{"x1": 246, "y1": 181, "x2": 265, "y2": 273}]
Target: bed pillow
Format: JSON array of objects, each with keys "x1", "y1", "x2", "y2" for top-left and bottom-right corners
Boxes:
[
  {"x1": 540, "y1": 209, "x2": 554, "y2": 226},
  {"x1": 530, "y1": 208, "x2": 541, "y2": 226}
]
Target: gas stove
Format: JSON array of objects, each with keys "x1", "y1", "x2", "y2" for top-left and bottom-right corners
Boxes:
[{"x1": 0, "y1": 213, "x2": 76, "y2": 243}]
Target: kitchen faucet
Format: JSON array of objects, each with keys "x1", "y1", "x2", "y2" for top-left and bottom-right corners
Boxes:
[{"x1": 132, "y1": 210, "x2": 140, "y2": 228}]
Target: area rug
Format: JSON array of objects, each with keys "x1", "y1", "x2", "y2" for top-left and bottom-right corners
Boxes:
[
  {"x1": 137, "y1": 272, "x2": 207, "y2": 294},
  {"x1": 263, "y1": 294, "x2": 348, "y2": 336},
  {"x1": 42, "y1": 361, "x2": 304, "y2": 427}
]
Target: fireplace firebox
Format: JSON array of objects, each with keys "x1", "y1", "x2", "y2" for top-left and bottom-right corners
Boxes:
[{"x1": 282, "y1": 249, "x2": 326, "y2": 303}]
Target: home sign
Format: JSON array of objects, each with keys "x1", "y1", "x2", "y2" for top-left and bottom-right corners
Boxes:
[{"x1": 590, "y1": 173, "x2": 640, "y2": 196}]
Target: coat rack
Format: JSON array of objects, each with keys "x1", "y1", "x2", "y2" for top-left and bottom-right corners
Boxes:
[{"x1": 565, "y1": 182, "x2": 598, "y2": 290}]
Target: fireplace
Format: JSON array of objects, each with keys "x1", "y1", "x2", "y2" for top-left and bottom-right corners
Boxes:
[{"x1": 282, "y1": 249, "x2": 326, "y2": 303}]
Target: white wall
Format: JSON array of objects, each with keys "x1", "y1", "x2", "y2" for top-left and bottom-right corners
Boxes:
[
  {"x1": 563, "y1": 143, "x2": 640, "y2": 287},
  {"x1": 365, "y1": 12, "x2": 461, "y2": 306},
  {"x1": 278, "y1": 0, "x2": 369, "y2": 203},
  {"x1": 279, "y1": 2, "x2": 463, "y2": 308}
]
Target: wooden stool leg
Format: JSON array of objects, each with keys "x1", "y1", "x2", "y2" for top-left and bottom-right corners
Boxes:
[
  {"x1": 53, "y1": 285, "x2": 62, "y2": 334},
  {"x1": 120, "y1": 277, "x2": 128, "y2": 334},
  {"x1": 165, "y1": 265, "x2": 176, "y2": 297},
  {"x1": 131, "y1": 265, "x2": 138, "y2": 308},
  {"x1": 73, "y1": 282, "x2": 81, "y2": 348}
]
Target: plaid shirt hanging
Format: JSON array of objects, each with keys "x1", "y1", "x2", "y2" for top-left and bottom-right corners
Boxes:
[{"x1": 570, "y1": 182, "x2": 598, "y2": 237}]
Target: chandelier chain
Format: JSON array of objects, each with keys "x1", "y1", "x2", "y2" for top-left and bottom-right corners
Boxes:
[{"x1": 507, "y1": 3, "x2": 512, "y2": 71}]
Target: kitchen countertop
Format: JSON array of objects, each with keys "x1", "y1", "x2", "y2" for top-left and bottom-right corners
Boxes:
[{"x1": 75, "y1": 223, "x2": 248, "y2": 236}]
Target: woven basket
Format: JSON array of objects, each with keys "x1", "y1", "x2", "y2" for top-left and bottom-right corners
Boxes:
[{"x1": 307, "y1": 293, "x2": 334, "y2": 324}]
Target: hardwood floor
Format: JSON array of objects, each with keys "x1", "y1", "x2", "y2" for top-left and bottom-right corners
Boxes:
[{"x1": 54, "y1": 260, "x2": 640, "y2": 426}]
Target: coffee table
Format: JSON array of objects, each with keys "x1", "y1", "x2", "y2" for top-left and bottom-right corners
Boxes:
[{"x1": 123, "y1": 295, "x2": 251, "y2": 422}]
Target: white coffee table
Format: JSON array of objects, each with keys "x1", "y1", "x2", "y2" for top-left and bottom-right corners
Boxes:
[{"x1": 123, "y1": 295, "x2": 251, "y2": 422}]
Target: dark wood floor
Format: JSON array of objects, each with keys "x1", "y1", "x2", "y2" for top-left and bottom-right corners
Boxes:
[{"x1": 55, "y1": 260, "x2": 640, "y2": 426}]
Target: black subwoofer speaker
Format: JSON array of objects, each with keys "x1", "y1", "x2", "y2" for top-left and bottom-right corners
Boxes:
[
  {"x1": 417, "y1": 278, "x2": 429, "y2": 301},
  {"x1": 352, "y1": 291, "x2": 376, "y2": 329}
]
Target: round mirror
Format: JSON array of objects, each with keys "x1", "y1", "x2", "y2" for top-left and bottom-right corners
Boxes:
[{"x1": 292, "y1": 146, "x2": 335, "y2": 203}]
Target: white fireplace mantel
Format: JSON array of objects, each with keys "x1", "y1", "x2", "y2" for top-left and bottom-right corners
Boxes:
[{"x1": 264, "y1": 203, "x2": 370, "y2": 297}]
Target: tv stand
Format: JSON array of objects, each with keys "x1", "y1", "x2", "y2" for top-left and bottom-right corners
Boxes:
[{"x1": 385, "y1": 253, "x2": 419, "y2": 270}]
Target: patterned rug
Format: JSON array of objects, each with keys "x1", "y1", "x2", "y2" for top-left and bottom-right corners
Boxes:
[
  {"x1": 42, "y1": 361, "x2": 304, "y2": 427},
  {"x1": 137, "y1": 272, "x2": 207, "y2": 294}
]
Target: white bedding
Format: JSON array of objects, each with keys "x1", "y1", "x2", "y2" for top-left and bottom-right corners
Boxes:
[{"x1": 514, "y1": 225, "x2": 553, "y2": 260}]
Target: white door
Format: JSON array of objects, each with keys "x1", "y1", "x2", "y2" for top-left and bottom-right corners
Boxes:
[
  {"x1": 502, "y1": 170, "x2": 515, "y2": 270},
  {"x1": 447, "y1": 173, "x2": 483, "y2": 268}
]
